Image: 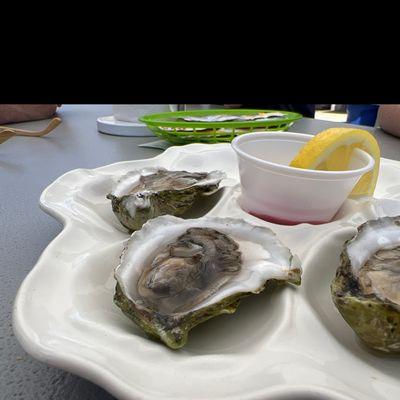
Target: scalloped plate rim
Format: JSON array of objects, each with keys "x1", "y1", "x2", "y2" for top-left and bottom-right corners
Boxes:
[{"x1": 12, "y1": 142, "x2": 400, "y2": 400}]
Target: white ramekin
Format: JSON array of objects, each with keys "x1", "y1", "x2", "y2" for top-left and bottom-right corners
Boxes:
[{"x1": 231, "y1": 132, "x2": 374, "y2": 224}]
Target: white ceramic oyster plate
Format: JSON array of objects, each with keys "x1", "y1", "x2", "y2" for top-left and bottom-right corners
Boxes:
[{"x1": 13, "y1": 143, "x2": 400, "y2": 400}]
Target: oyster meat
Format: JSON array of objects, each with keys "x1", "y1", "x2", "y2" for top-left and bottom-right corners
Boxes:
[
  {"x1": 331, "y1": 216, "x2": 400, "y2": 352},
  {"x1": 114, "y1": 215, "x2": 302, "y2": 349},
  {"x1": 107, "y1": 168, "x2": 225, "y2": 231}
]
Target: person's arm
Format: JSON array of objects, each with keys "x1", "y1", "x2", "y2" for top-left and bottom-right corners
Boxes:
[
  {"x1": 0, "y1": 104, "x2": 59, "y2": 125},
  {"x1": 377, "y1": 105, "x2": 400, "y2": 137}
]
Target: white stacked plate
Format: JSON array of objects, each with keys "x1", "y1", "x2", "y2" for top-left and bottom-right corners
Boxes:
[
  {"x1": 97, "y1": 105, "x2": 177, "y2": 137},
  {"x1": 97, "y1": 115, "x2": 154, "y2": 137}
]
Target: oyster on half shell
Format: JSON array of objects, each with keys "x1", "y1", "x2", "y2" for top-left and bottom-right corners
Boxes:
[
  {"x1": 107, "y1": 168, "x2": 225, "y2": 231},
  {"x1": 114, "y1": 215, "x2": 301, "y2": 349},
  {"x1": 331, "y1": 216, "x2": 400, "y2": 352}
]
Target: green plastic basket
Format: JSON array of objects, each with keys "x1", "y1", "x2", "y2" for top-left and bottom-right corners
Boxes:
[{"x1": 139, "y1": 109, "x2": 302, "y2": 145}]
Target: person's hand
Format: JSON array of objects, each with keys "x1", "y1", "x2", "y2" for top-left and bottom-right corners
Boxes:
[
  {"x1": 0, "y1": 104, "x2": 59, "y2": 125},
  {"x1": 377, "y1": 105, "x2": 400, "y2": 137}
]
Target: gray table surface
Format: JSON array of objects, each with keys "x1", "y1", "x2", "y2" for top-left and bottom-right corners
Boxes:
[{"x1": 1, "y1": 105, "x2": 399, "y2": 400}]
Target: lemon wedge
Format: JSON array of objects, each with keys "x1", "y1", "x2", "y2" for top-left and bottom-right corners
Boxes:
[{"x1": 289, "y1": 128, "x2": 380, "y2": 197}]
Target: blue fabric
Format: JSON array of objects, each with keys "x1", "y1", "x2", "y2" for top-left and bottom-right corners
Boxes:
[{"x1": 347, "y1": 104, "x2": 379, "y2": 127}]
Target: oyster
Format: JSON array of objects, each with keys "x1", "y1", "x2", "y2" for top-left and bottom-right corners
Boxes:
[
  {"x1": 114, "y1": 215, "x2": 302, "y2": 349},
  {"x1": 107, "y1": 168, "x2": 225, "y2": 231},
  {"x1": 181, "y1": 112, "x2": 285, "y2": 123},
  {"x1": 331, "y1": 216, "x2": 400, "y2": 352}
]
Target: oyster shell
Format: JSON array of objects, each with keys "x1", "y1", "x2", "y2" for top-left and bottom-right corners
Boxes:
[
  {"x1": 331, "y1": 216, "x2": 400, "y2": 352},
  {"x1": 107, "y1": 168, "x2": 225, "y2": 231},
  {"x1": 114, "y1": 215, "x2": 302, "y2": 349}
]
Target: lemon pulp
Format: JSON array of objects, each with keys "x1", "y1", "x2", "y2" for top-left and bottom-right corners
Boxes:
[{"x1": 289, "y1": 128, "x2": 380, "y2": 197}]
